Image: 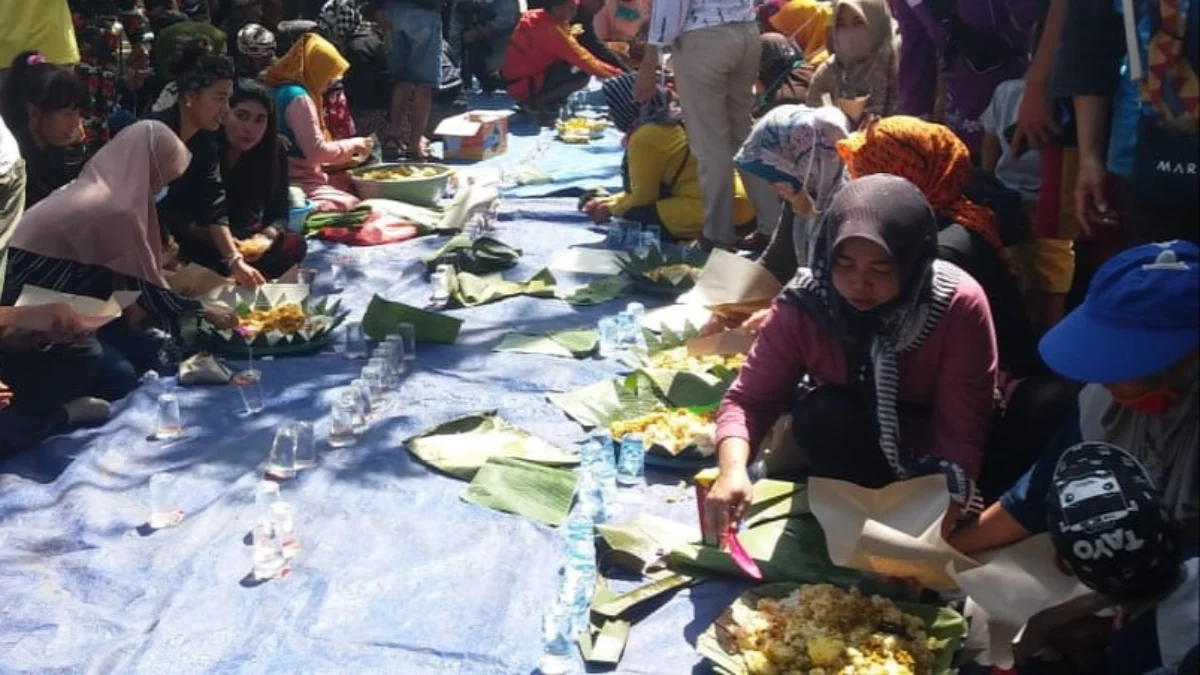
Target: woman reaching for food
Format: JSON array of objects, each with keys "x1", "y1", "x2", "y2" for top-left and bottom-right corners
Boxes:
[
  {"x1": 265, "y1": 33, "x2": 374, "y2": 213},
  {"x1": 210, "y1": 79, "x2": 307, "y2": 280},
  {"x1": 150, "y1": 38, "x2": 265, "y2": 288},
  {"x1": 705, "y1": 174, "x2": 998, "y2": 537}
]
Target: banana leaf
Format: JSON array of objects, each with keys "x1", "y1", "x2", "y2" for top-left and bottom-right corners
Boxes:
[
  {"x1": 597, "y1": 514, "x2": 699, "y2": 575},
  {"x1": 303, "y1": 205, "x2": 372, "y2": 235},
  {"x1": 579, "y1": 618, "x2": 631, "y2": 665},
  {"x1": 546, "y1": 371, "x2": 665, "y2": 429},
  {"x1": 643, "y1": 321, "x2": 703, "y2": 355},
  {"x1": 615, "y1": 246, "x2": 709, "y2": 295},
  {"x1": 422, "y1": 234, "x2": 522, "y2": 274},
  {"x1": 495, "y1": 328, "x2": 598, "y2": 359},
  {"x1": 697, "y1": 582, "x2": 967, "y2": 675},
  {"x1": 451, "y1": 267, "x2": 556, "y2": 307},
  {"x1": 633, "y1": 367, "x2": 734, "y2": 409},
  {"x1": 404, "y1": 412, "x2": 578, "y2": 480},
  {"x1": 591, "y1": 573, "x2": 695, "y2": 619},
  {"x1": 361, "y1": 294, "x2": 462, "y2": 343},
  {"x1": 461, "y1": 457, "x2": 578, "y2": 526},
  {"x1": 556, "y1": 274, "x2": 632, "y2": 306}
]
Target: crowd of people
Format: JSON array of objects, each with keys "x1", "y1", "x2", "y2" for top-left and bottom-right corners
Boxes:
[{"x1": 0, "y1": 0, "x2": 1197, "y2": 672}]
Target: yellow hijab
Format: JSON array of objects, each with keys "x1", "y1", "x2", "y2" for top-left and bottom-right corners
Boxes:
[
  {"x1": 264, "y1": 33, "x2": 349, "y2": 138},
  {"x1": 769, "y1": 0, "x2": 831, "y2": 66}
]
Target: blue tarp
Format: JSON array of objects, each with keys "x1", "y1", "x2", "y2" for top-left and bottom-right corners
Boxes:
[{"x1": 0, "y1": 199, "x2": 748, "y2": 674}]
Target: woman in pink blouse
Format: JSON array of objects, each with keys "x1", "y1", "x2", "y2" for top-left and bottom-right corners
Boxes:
[{"x1": 706, "y1": 174, "x2": 998, "y2": 537}]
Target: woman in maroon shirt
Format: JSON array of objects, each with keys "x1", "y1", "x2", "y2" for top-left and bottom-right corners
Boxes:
[{"x1": 707, "y1": 174, "x2": 998, "y2": 537}]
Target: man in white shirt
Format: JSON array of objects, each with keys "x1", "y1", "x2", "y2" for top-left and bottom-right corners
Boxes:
[{"x1": 633, "y1": 0, "x2": 761, "y2": 249}]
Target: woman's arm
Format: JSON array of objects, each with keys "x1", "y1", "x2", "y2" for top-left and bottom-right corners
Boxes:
[
  {"x1": 715, "y1": 298, "x2": 812, "y2": 455},
  {"x1": 285, "y1": 96, "x2": 362, "y2": 166},
  {"x1": 805, "y1": 60, "x2": 834, "y2": 107},
  {"x1": 930, "y1": 278, "x2": 999, "y2": 479},
  {"x1": 608, "y1": 125, "x2": 674, "y2": 217}
]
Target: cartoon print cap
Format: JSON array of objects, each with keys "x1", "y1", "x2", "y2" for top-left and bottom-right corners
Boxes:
[{"x1": 1046, "y1": 442, "x2": 1178, "y2": 599}]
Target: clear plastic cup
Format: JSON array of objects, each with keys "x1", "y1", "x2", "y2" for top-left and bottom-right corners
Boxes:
[
  {"x1": 395, "y1": 323, "x2": 416, "y2": 362},
  {"x1": 328, "y1": 391, "x2": 359, "y2": 448},
  {"x1": 643, "y1": 224, "x2": 661, "y2": 250},
  {"x1": 617, "y1": 433, "x2": 646, "y2": 487},
  {"x1": 291, "y1": 421, "x2": 316, "y2": 469},
  {"x1": 597, "y1": 317, "x2": 619, "y2": 357},
  {"x1": 254, "y1": 480, "x2": 282, "y2": 519},
  {"x1": 269, "y1": 502, "x2": 300, "y2": 559},
  {"x1": 148, "y1": 472, "x2": 183, "y2": 528},
  {"x1": 266, "y1": 426, "x2": 297, "y2": 480},
  {"x1": 252, "y1": 518, "x2": 286, "y2": 580},
  {"x1": 343, "y1": 321, "x2": 368, "y2": 360},
  {"x1": 232, "y1": 369, "x2": 264, "y2": 415},
  {"x1": 153, "y1": 392, "x2": 184, "y2": 440},
  {"x1": 349, "y1": 378, "x2": 373, "y2": 433},
  {"x1": 623, "y1": 222, "x2": 644, "y2": 251},
  {"x1": 361, "y1": 362, "x2": 386, "y2": 402}
]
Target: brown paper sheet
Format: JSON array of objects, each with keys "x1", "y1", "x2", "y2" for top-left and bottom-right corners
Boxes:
[
  {"x1": 808, "y1": 475, "x2": 978, "y2": 591},
  {"x1": 686, "y1": 327, "x2": 755, "y2": 357},
  {"x1": 165, "y1": 263, "x2": 232, "y2": 298},
  {"x1": 10, "y1": 285, "x2": 140, "y2": 331},
  {"x1": 677, "y1": 249, "x2": 782, "y2": 308}
]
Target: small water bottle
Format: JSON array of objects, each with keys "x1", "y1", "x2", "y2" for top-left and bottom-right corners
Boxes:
[
  {"x1": 615, "y1": 311, "x2": 637, "y2": 354},
  {"x1": 617, "y1": 433, "x2": 646, "y2": 487},
  {"x1": 597, "y1": 317, "x2": 619, "y2": 358}
]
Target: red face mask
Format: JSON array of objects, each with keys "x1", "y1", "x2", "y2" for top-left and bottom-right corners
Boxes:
[{"x1": 1112, "y1": 387, "x2": 1181, "y2": 415}]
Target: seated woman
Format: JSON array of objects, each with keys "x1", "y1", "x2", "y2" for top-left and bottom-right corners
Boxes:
[
  {"x1": 150, "y1": 39, "x2": 266, "y2": 288},
  {"x1": 582, "y1": 74, "x2": 755, "y2": 240},
  {"x1": 265, "y1": 33, "x2": 373, "y2": 213},
  {"x1": 0, "y1": 122, "x2": 235, "y2": 451},
  {"x1": 0, "y1": 52, "x2": 86, "y2": 206},
  {"x1": 806, "y1": 0, "x2": 898, "y2": 121},
  {"x1": 502, "y1": 0, "x2": 622, "y2": 124},
  {"x1": 705, "y1": 175, "x2": 997, "y2": 537},
  {"x1": 948, "y1": 240, "x2": 1198, "y2": 556},
  {"x1": 210, "y1": 79, "x2": 306, "y2": 280},
  {"x1": 754, "y1": 34, "x2": 813, "y2": 118},
  {"x1": 757, "y1": 0, "x2": 831, "y2": 68},
  {"x1": 835, "y1": 116, "x2": 1041, "y2": 378}
]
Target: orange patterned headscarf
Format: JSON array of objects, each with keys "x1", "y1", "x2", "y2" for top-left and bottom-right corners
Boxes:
[{"x1": 836, "y1": 116, "x2": 1005, "y2": 257}]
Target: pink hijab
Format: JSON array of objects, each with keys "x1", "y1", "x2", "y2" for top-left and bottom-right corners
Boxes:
[{"x1": 9, "y1": 121, "x2": 191, "y2": 288}]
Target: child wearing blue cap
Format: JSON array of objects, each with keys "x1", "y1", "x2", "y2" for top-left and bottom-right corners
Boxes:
[{"x1": 948, "y1": 240, "x2": 1199, "y2": 559}]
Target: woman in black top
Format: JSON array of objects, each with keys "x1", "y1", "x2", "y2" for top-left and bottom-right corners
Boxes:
[
  {"x1": 150, "y1": 38, "x2": 266, "y2": 287},
  {"x1": 0, "y1": 52, "x2": 87, "y2": 206},
  {"x1": 211, "y1": 79, "x2": 307, "y2": 280}
]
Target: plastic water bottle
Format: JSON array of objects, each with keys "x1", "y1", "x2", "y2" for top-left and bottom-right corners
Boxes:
[
  {"x1": 597, "y1": 317, "x2": 619, "y2": 358},
  {"x1": 539, "y1": 602, "x2": 576, "y2": 674},
  {"x1": 617, "y1": 433, "x2": 646, "y2": 487}
]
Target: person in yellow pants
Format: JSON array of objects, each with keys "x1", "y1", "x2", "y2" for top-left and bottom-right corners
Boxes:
[{"x1": 582, "y1": 73, "x2": 755, "y2": 240}]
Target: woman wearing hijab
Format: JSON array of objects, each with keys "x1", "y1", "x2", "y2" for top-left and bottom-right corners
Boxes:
[
  {"x1": 949, "y1": 240, "x2": 1198, "y2": 555},
  {"x1": 836, "y1": 115, "x2": 1041, "y2": 378},
  {"x1": 705, "y1": 174, "x2": 997, "y2": 536},
  {"x1": 582, "y1": 74, "x2": 755, "y2": 240},
  {"x1": 235, "y1": 23, "x2": 277, "y2": 80},
  {"x1": 266, "y1": 33, "x2": 373, "y2": 213},
  {"x1": 806, "y1": 0, "x2": 898, "y2": 121},
  {"x1": 0, "y1": 122, "x2": 237, "y2": 450},
  {"x1": 755, "y1": 34, "x2": 815, "y2": 118},
  {"x1": 758, "y1": 0, "x2": 831, "y2": 68}
]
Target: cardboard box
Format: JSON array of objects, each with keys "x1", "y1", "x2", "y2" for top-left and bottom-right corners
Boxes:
[{"x1": 435, "y1": 110, "x2": 513, "y2": 161}]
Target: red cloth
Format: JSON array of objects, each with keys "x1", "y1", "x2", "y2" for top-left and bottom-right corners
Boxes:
[
  {"x1": 501, "y1": 9, "x2": 621, "y2": 104},
  {"x1": 715, "y1": 271, "x2": 998, "y2": 478},
  {"x1": 315, "y1": 213, "x2": 421, "y2": 246}
]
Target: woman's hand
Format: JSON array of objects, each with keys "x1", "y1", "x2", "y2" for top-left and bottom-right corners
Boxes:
[
  {"x1": 349, "y1": 136, "x2": 375, "y2": 163},
  {"x1": 586, "y1": 202, "x2": 612, "y2": 224},
  {"x1": 740, "y1": 308, "x2": 772, "y2": 334},
  {"x1": 699, "y1": 310, "x2": 742, "y2": 337},
  {"x1": 230, "y1": 258, "x2": 266, "y2": 287},
  {"x1": 0, "y1": 380, "x2": 13, "y2": 409},
  {"x1": 202, "y1": 303, "x2": 238, "y2": 330},
  {"x1": 705, "y1": 466, "x2": 754, "y2": 546},
  {"x1": 41, "y1": 303, "x2": 91, "y2": 344}
]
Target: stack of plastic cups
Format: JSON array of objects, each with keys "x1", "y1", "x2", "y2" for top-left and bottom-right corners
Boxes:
[
  {"x1": 561, "y1": 508, "x2": 597, "y2": 637},
  {"x1": 590, "y1": 430, "x2": 619, "y2": 518},
  {"x1": 625, "y1": 302, "x2": 647, "y2": 355}
]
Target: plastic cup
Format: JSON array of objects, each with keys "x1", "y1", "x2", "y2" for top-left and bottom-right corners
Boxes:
[
  {"x1": 343, "y1": 321, "x2": 368, "y2": 360},
  {"x1": 328, "y1": 391, "x2": 358, "y2": 448},
  {"x1": 252, "y1": 518, "x2": 287, "y2": 580},
  {"x1": 395, "y1": 323, "x2": 416, "y2": 362},
  {"x1": 291, "y1": 421, "x2": 316, "y2": 469},
  {"x1": 362, "y1": 362, "x2": 386, "y2": 402},
  {"x1": 269, "y1": 502, "x2": 300, "y2": 560},
  {"x1": 232, "y1": 369, "x2": 265, "y2": 415},
  {"x1": 349, "y1": 378, "x2": 373, "y2": 433},
  {"x1": 266, "y1": 426, "x2": 297, "y2": 480},
  {"x1": 254, "y1": 480, "x2": 282, "y2": 519},
  {"x1": 153, "y1": 392, "x2": 184, "y2": 440},
  {"x1": 148, "y1": 472, "x2": 183, "y2": 528}
]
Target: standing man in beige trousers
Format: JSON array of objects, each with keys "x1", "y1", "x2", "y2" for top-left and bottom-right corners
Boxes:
[{"x1": 633, "y1": 0, "x2": 763, "y2": 249}]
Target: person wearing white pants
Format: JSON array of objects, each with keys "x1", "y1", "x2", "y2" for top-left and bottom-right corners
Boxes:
[{"x1": 635, "y1": 0, "x2": 763, "y2": 249}]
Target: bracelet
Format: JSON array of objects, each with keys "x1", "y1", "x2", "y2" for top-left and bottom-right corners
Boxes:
[{"x1": 223, "y1": 252, "x2": 244, "y2": 266}]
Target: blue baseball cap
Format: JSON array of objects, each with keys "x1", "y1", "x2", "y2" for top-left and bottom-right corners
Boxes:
[{"x1": 1040, "y1": 240, "x2": 1200, "y2": 383}]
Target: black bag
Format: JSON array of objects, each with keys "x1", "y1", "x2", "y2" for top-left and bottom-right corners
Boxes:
[{"x1": 1132, "y1": 114, "x2": 1200, "y2": 211}]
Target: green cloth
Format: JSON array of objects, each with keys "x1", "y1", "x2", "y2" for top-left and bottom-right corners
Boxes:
[
  {"x1": 495, "y1": 329, "x2": 598, "y2": 359},
  {"x1": 404, "y1": 412, "x2": 578, "y2": 480},
  {"x1": 361, "y1": 294, "x2": 463, "y2": 343},
  {"x1": 451, "y1": 268, "x2": 556, "y2": 307},
  {"x1": 461, "y1": 457, "x2": 578, "y2": 527},
  {"x1": 556, "y1": 275, "x2": 632, "y2": 306}
]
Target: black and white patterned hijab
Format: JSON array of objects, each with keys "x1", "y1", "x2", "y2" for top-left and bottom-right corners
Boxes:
[
  {"x1": 783, "y1": 174, "x2": 963, "y2": 482},
  {"x1": 318, "y1": 0, "x2": 363, "y2": 45}
]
